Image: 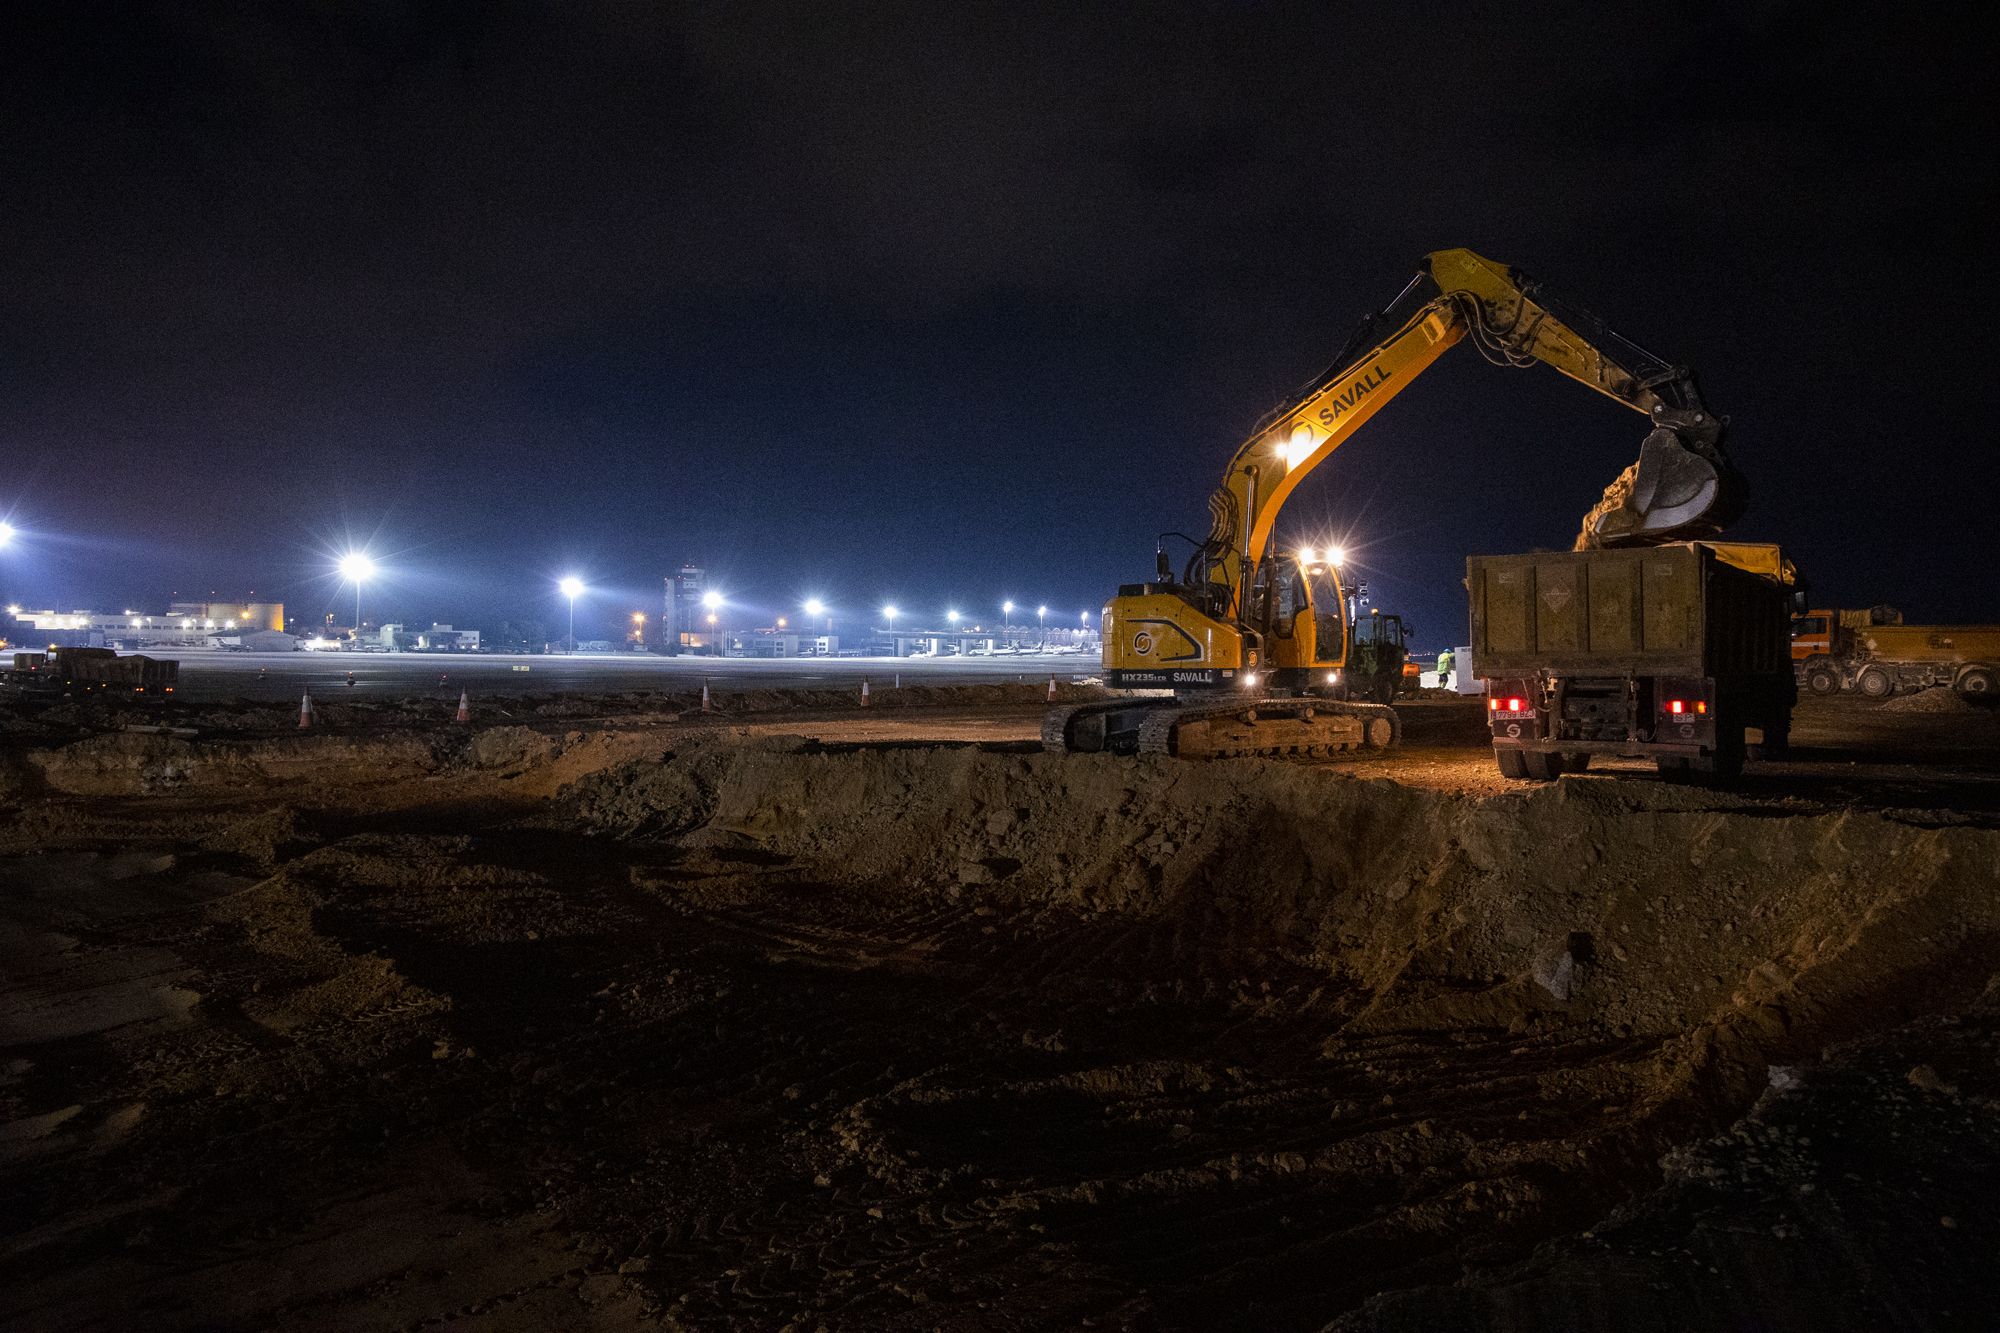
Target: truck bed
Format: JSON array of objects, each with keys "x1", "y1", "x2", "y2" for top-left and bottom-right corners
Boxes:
[{"x1": 1469, "y1": 542, "x2": 1790, "y2": 680}]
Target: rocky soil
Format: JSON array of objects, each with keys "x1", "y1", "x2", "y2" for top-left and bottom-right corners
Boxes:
[{"x1": 2, "y1": 688, "x2": 1996, "y2": 1330}]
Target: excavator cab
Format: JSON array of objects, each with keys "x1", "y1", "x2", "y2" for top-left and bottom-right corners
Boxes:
[{"x1": 1251, "y1": 553, "x2": 1349, "y2": 685}]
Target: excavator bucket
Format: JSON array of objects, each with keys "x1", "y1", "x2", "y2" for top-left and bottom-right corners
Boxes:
[{"x1": 1577, "y1": 421, "x2": 1746, "y2": 549}]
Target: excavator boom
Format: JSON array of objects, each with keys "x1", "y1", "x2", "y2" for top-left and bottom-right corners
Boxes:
[{"x1": 1192, "y1": 249, "x2": 1744, "y2": 605}]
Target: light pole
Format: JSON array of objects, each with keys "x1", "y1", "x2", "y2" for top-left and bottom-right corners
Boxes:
[
  {"x1": 339, "y1": 552, "x2": 376, "y2": 648},
  {"x1": 803, "y1": 597, "x2": 830, "y2": 634},
  {"x1": 560, "y1": 576, "x2": 585, "y2": 654},
  {"x1": 1036, "y1": 604, "x2": 1047, "y2": 649},
  {"x1": 702, "y1": 590, "x2": 723, "y2": 656},
  {"x1": 631, "y1": 611, "x2": 646, "y2": 648}
]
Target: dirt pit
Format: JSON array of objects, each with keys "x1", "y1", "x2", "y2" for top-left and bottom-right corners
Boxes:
[{"x1": 3, "y1": 715, "x2": 1998, "y2": 1329}]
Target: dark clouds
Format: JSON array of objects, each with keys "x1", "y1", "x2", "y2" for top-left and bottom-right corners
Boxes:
[{"x1": 2, "y1": 2, "x2": 1993, "y2": 636}]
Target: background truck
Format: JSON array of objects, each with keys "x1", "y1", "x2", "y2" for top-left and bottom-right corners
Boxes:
[
  {"x1": 1792, "y1": 607, "x2": 2000, "y2": 701},
  {"x1": 6, "y1": 647, "x2": 179, "y2": 697},
  {"x1": 1470, "y1": 541, "x2": 1796, "y2": 780},
  {"x1": 1790, "y1": 605, "x2": 1900, "y2": 664}
]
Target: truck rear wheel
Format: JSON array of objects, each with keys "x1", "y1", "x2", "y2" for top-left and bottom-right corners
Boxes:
[
  {"x1": 1495, "y1": 748, "x2": 1529, "y2": 779},
  {"x1": 1519, "y1": 750, "x2": 1566, "y2": 781},
  {"x1": 1956, "y1": 667, "x2": 1998, "y2": 703},
  {"x1": 1691, "y1": 743, "x2": 1746, "y2": 782},
  {"x1": 1804, "y1": 664, "x2": 1841, "y2": 696},
  {"x1": 1748, "y1": 723, "x2": 1790, "y2": 760},
  {"x1": 1856, "y1": 666, "x2": 1895, "y2": 699},
  {"x1": 1560, "y1": 751, "x2": 1592, "y2": 772}
]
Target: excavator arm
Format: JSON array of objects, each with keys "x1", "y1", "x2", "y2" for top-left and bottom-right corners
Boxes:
[{"x1": 1192, "y1": 248, "x2": 1743, "y2": 609}]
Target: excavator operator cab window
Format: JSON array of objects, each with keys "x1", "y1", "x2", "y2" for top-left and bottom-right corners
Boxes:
[
  {"x1": 1300, "y1": 564, "x2": 1344, "y2": 662},
  {"x1": 1248, "y1": 561, "x2": 1309, "y2": 637}
]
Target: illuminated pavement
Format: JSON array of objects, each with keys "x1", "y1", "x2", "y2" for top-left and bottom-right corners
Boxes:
[{"x1": 161, "y1": 649, "x2": 1098, "y2": 701}]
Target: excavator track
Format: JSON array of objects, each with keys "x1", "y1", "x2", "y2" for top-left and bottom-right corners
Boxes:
[
  {"x1": 1044, "y1": 696, "x2": 1399, "y2": 759},
  {"x1": 1040, "y1": 702, "x2": 1106, "y2": 753}
]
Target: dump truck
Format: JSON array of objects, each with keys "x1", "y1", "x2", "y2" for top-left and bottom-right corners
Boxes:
[
  {"x1": 1790, "y1": 605, "x2": 1900, "y2": 665},
  {"x1": 1792, "y1": 608, "x2": 2000, "y2": 701},
  {"x1": 6, "y1": 647, "x2": 179, "y2": 697},
  {"x1": 1470, "y1": 541, "x2": 1796, "y2": 780}
]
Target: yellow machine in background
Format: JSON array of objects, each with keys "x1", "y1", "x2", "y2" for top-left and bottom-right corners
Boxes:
[{"x1": 1046, "y1": 248, "x2": 1746, "y2": 758}]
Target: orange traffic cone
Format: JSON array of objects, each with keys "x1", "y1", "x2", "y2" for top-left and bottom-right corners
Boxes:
[
  {"x1": 860, "y1": 679, "x2": 871, "y2": 707},
  {"x1": 1047, "y1": 674, "x2": 1059, "y2": 702},
  {"x1": 455, "y1": 690, "x2": 470, "y2": 724},
  {"x1": 298, "y1": 692, "x2": 314, "y2": 729},
  {"x1": 700, "y1": 681, "x2": 713, "y2": 713}
]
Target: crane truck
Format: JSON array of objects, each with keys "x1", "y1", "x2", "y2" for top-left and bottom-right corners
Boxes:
[{"x1": 1044, "y1": 248, "x2": 1745, "y2": 759}]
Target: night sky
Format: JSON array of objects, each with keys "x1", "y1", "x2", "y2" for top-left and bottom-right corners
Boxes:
[{"x1": 4, "y1": 3, "x2": 1993, "y2": 646}]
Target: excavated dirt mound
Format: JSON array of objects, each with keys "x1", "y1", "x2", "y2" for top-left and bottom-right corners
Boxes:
[
  {"x1": 562, "y1": 739, "x2": 1999, "y2": 1054},
  {"x1": 5, "y1": 729, "x2": 1998, "y2": 1329},
  {"x1": 1879, "y1": 687, "x2": 1985, "y2": 714}
]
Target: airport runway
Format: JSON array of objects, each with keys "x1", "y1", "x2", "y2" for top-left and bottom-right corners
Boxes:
[{"x1": 161, "y1": 649, "x2": 1097, "y2": 701}]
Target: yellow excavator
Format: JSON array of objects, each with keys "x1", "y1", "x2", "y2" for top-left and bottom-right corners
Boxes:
[{"x1": 1045, "y1": 248, "x2": 1745, "y2": 757}]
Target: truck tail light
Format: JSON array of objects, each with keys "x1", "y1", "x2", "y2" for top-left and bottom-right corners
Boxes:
[{"x1": 1665, "y1": 699, "x2": 1708, "y2": 716}]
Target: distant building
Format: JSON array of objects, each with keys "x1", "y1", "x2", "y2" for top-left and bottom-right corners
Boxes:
[
  {"x1": 667, "y1": 564, "x2": 707, "y2": 653},
  {"x1": 377, "y1": 623, "x2": 482, "y2": 652},
  {"x1": 214, "y1": 629, "x2": 304, "y2": 652},
  {"x1": 168, "y1": 600, "x2": 285, "y2": 632},
  {"x1": 12, "y1": 603, "x2": 281, "y2": 648},
  {"x1": 417, "y1": 624, "x2": 479, "y2": 651}
]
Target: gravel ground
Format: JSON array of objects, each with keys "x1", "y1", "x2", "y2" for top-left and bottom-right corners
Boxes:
[{"x1": 2, "y1": 687, "x2": 1997, "y2": 1330}]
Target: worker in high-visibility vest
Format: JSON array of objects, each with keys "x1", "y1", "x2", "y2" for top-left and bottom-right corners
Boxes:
[{"x1": 1434, "y1": 647, "x2": 1454, "y2": 687}]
